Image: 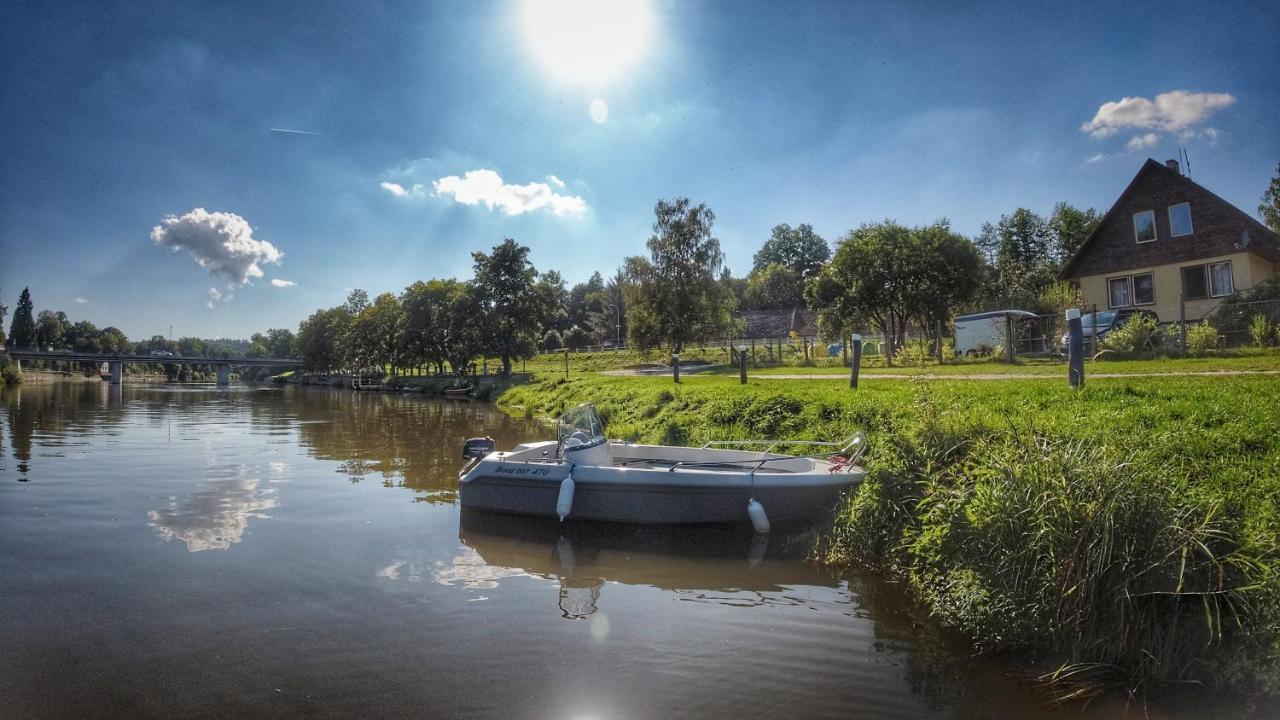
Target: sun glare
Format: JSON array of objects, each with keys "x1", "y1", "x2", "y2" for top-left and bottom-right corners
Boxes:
[{"x1": 521, "y1": 0, "x2": 654, "y2": 85}]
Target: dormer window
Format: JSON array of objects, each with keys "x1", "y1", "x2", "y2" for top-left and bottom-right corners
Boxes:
[
  {"x1": 1168, "y1": 202, "x2": 1193, "y2": 237},
  {"x1": 1133, "y1": 210, "x2": 1156, "y2": 243}
]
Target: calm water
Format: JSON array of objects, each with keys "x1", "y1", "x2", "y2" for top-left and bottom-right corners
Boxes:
[{"x1": 0, "y1": 382, "x2": 1264, "y2": 719}]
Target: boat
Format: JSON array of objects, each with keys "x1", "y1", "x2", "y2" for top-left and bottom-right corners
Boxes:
[
  {"x1": 444, "y1": 384, "x2": 473, "y2": 399},
  {"x1": 458, "y1": 403, "x2": 865, "y2": 530}
]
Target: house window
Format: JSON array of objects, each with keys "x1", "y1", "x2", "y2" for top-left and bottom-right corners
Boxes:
[
  {"x1": 1132, "y1": 273, "x2": 1155, "y2": 305},
  {"x1": 1133, "y1": 210, "x2": 1156, "y2": 243},
  {"x1": 1209, "y1": 261, "x2": 1234, "y2": 297},
  {"x1": 1108, "y1": 277, "x2": 1132, "y2": 307},
  {"x1": 1181, "y1": 265, "x2": 1208, "y2": 300},
  {"x1": 1108, "y1": 273, "x2": 1156, "y2": 308},
  {"x1": 1168, "y1": 202, "x2": 1193, "y2": 237}
]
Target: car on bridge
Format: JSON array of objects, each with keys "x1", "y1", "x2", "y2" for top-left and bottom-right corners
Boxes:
[{"x1": 149, "y1": 350, "x2": 175, "y2": 358}]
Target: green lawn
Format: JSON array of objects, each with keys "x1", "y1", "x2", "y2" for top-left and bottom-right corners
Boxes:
[{"x1": 499, "y1": 372, "x2": 1280, "y2": 693}]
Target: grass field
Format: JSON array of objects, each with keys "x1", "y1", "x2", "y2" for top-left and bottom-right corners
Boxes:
[
  {"x1": 499, "y1": 372, "x2": 1280, "y2": 694},
  {"x1": 512, "y1": 346, "x2": 1280, "y2": 378}
]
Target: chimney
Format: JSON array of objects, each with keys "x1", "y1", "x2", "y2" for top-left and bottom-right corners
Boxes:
[{"x1": 1165, "y1": 158, "x2": 1180, "y2": 173}]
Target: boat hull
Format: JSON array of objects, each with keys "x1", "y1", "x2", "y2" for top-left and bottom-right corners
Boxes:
[{"x1": 459, "y1": 462, "x2": 860, "y2": 526}]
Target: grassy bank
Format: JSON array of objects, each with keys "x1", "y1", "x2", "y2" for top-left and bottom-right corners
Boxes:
[{"x1": 499, "y1": 373, "x2": 1280, "y2": 694}]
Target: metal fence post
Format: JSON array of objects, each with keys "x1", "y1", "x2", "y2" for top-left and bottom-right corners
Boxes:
[
  {"x1": 1067, "y1": 309, "x2": 1084, "y2": 388},
  {"x1": 738, "y1": 345, "x2": 748, "y2": 384},
  {"x1": 849, "y1": 334, "x2": 862, "y2": 389},
  {"x1": 672, "y1": 352, "x2": 680, "y2": 384}
]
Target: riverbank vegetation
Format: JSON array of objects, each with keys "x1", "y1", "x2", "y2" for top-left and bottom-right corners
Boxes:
[{"x1": 499, "y1": 373, "x2": 1280, "y2": 694}]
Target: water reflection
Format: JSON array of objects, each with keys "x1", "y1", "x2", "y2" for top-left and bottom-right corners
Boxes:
[
  {"x1": 147, "y1": 464, "x2": 280, "y2": 552},
  {"x1": 456, "y1": 510, "x2": 838, "y2": 618}
]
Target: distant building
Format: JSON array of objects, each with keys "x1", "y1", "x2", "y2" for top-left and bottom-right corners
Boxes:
[
  {"x1": 1059, "y1": 158, "x2": 1280, "y2": 322},
  {"x1": 738, "y1": 309, "x2": 819, "y2": 339}
]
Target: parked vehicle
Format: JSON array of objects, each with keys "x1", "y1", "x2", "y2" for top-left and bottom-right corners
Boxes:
[
  {"x1": 953, "y1": 310, "x2": 1038, "y2": 356},
  {"x1": 1059, "y1": 309, "x2": 1159, "y2": 352},
  {"x1": 149, "y1": 349, "x2": 175, "y2": 357}
]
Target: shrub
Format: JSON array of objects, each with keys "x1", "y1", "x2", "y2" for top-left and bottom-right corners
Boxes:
[
  {"x1": 541, "y1": 330, "x2": 562, "y2": 351},
  {"x1": 564, "y1": 326, "x2": 591, "y2": 350},
  {"x1": 1250, "y1": 314, "x2": 1272, "y2": 348},
  {"x1": 1100, "y1": 313, "x2": 1162, "y2": 355},
  {"x1": 1, "y1": 364, "x2": 21, "y2": 385},
  {"x1": 1185, "y1": 321, "x2": 1219, "y2": 353}
]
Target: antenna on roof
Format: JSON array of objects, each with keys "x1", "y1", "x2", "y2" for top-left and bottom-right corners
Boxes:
[{"x1": 1180, "y1": 147, "x2": 1191, "y2": 177}]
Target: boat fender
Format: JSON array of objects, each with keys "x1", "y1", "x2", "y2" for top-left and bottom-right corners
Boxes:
[
  {"x1": 747, "y1": 498, "x2": 770, "y2": 534},
  {"x1": 557, "y1": 471, "x2": 575, "y2": 522}
]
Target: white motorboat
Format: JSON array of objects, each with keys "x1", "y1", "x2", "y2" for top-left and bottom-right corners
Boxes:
[{"x1": 458, "y1": 403, "x2": 865, "y2": 530}]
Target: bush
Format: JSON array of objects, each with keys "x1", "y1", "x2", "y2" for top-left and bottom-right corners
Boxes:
[
  {"x1": 564, "y1": 326, "x2": 590, "y2": 350},
  {"x1": 1250, "y1": 314, "x2": 1272, "y2": 348},
  {"x1": 1, "y1": 364, "x2": 21, "y2": 385},
  {"x1": 541, "y1": 330, "x2": 562, "y2": 351},
  {"x1": 1185, "y1": 321, "x2": 1219, "y2": 353},
  {"x1": 1100, "y1": 313, "x2": 1162, "y2": 355}
]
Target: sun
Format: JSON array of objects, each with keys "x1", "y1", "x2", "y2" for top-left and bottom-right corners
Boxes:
[{"x1": 521, "y1": 0, "x2": 654, "y2": 85}]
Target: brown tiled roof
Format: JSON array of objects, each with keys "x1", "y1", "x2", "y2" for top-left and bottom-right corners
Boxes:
[{"x1": 1060, "y1": 158, "x2": 1280, "y2": 279}]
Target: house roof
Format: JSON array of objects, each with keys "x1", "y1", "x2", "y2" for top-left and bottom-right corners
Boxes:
[
  {"x1": 1059, "y1": 158, "x2": 1280, "y2": 279},
  {"x1": 738, "y1": 309, "x2": 819, "y2": 338}
]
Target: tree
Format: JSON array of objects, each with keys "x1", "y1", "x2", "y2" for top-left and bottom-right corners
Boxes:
[
  {"x1": 1048, "y1": 202, "x2": 1100, "y2": 264},
  {"x1": 444, "y1": 282, "x2": 486, "y2": 375},
  {"x1": 622, "y1": 198, "x2": 731, "y2": 353},
  {"x1": 297, "y1": 306, "x2": 352, "y2": 372},
  {"x1": 979, "y1": 209, "x2": 1054, "y2": 308},
  {"x1": 536, "y1": 270, "x2": 570, "y2": 332},
  {"x1": 752, "y1": 223, "x2": 830, "y2": 279},
  {"x1": 99, "y1": 327, "x2": 130, "y2": 354},
  {"x1": 744, "y1": 263, "x2": 804, "y2": 310},
  {"x1": 35, "y1": 310, "x2": 67, "y2": 349},
  {"x1": 472, "y1": 239, "x2": 542, "y2": 375},
  {"x1": 1261, "y1": 162, "x2": 1280, "y2": 234},
  {"x1": 265, "y1": 328, "x2": 295, "y2": 358},
  {"x1": 8, "y1": 287, "x2": 36, "y2": 348},
  {"x1": 344, "y1": 289, "x2": 370, "y2": 316},
  {"x1": 66, "y1": 321, "x2": 102, "y2": 353},
  {"x1": 350, "y1": 293, "x2": 404, "y2": 375},
  {"x1": 808, "y1": 220, "x2": 982, "y2": 365},
  {"x1": 0, "y1": 285, "x2": 8, "y2": 346}
]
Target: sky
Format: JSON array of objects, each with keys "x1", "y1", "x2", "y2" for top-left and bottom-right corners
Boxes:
[{"x1": 1, "y1": 0, "x2": 1277, "y2": 340}]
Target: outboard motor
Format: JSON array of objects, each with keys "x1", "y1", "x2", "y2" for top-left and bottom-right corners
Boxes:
[{"x1": 462, "y1": 436, "x2": 496, "y2": 460}]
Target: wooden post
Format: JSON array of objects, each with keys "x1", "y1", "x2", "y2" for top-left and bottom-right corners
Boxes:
[
  {"x1": 1179, "y1": 293, "x2": 1187, "y2": 352},
  {"x1": 751, "y1": 338, "x2": 756, "y2": 365},
  {"x1": 738, "y1": 345, "x2": 747, "y2": 384},
  {"x1": 1067, "y1": 309, "x2": 1084, "y2": 388},
  {"x1": 672, "y1": 352, "x2": 680, "y2": 384},
  {"x1": 563, "y1": 348, "x2": 569, "y2": 379},
  {"x1": 1005, "y1": 315, "x2": 1017, "y2": 363},
  {"x1": 849, "y1": 334, "x2": 862, "y2": 389}
]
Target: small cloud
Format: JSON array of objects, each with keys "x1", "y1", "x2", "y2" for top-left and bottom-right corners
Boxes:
[
  {"x1": 431, "y1": 169, "x2": 587, "y2": 216},
  {"x1": 1201, "y1": 127, "x2": 1221, "y2": 145},
  {"x1": 151, "y1": 208, "x2": 283, "y2": 288},
  {"x1": 206, "y1": 287, "x2": 223, "y2": 309},
  {"x1": 1081, "y1": 90, "x2": 1236, "y2": 139},
  {"x1": 1085, "y1": 153, "x2": 1109, "y2": 164},
  {"x1": 1125, "y1": 132, "x2": 1160, "y2": 151},
  {"x1": 547, "y1": 174, "x2": 565, "y2": 189},
  {"x1": 74, "y1": 297, "x2": 89, "y2": 304},
  {"x1": 271, "y1": 279, "x2": 297, "y2": 288},
  {"x1": 270, "y1": 127, "x2": 321, "y2": 136},
  {"x1": 589, "y1": 98, "x2": 609, "y2": 124}
]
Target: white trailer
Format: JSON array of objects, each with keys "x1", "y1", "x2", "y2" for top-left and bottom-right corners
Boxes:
[{"x1": 953, "y1": 310, "x2": 1038, "y2": 356}]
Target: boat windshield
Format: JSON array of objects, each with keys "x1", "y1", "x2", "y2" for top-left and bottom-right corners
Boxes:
[{"x1": 557, "y1": 403, "x2": 605, "y2": 451}]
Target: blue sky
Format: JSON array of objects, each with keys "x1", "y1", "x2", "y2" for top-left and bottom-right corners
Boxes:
[{"x1": 2, "y1": 0, "x2": 1277, "y2": 339}]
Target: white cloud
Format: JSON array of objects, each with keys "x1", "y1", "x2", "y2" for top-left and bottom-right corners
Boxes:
[
  {"x1": 547, "y1": 174, "x2": 565, "y2": 189},
  {"x1": 74, "y1": 297, "x2": 89, "y2": 304},
  {"x1": 151, "y1": 208, "x2": 283, "y2": 288},
  {"x1": 206, "y1": 287, "x2": 223, "y2": 309},
  {"x1": 589, "y1": 98, "x2": 609, "y2": 124},
  {"x1": 271, "y1": 278, "x2": 297, "y2": 288},
  {"x1": 1085, "y1": 153, "x2": 1109, "y2": 164},
  {"x1": 1080, "y1": 90, "x2": 1236, "y2": 139},
  {"x1": 431, "y1": 169, "x2": 587, "y2": 216},
  {"x1": 1125, "y1": 132, "x2": 1160, "y2": 151}
]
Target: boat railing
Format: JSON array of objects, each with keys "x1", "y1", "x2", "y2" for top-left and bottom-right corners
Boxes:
[{"x1": 663, "y1": 433, "x2": 866, "y2": 473}]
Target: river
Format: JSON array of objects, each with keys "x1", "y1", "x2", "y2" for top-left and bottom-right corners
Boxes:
[{"x1": 0, "y1": 381, "x2": 1265, "y2": 719}]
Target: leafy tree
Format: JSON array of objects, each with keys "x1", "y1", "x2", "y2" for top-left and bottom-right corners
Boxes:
[
  {"x1": 808, "y1": 220, "x2": 982, "y2": 365},
  {"x1": 536, "y1": 270, "x2": 570, "y2": 332},
  {"x1": 297, "y1": 306, "x2": 353, "y2": 372},
  {"x1": 66, "y1": 321, "x2": 102, "y2": 353},
  {"x1": 265, "y1": 328, "x2": 295, "y2": 358},
  {"x1": 0, "y1": 284, "x2": 8, "y2": 346},
  {"x1": 563, "y1": 325, "x2": 590, "y2": 349},
  {"x1": 98, "y1": 327, "x2": 130, "y2": 354},
  {"x1": 719, "y1": 268, "x2": 748, "y2": 309},
  {"x1": 344, "y1": 289, "x2": 370, "y2": 316},
  {"x1": 472, "y1": 239, "x2": 542, "y2": 375},
  {"x1": 401, "y1": 279, "x2": 466, "y2": 374},
  {"x1": 622, "y1": 198, "x2": 731, "y2": 353},
  {"x1": 1048, "y1": 202, "x2": 1100, "y2": 264},
  {"x1": 753, "y1": 223, "x2": 830, "y2": 279},
  {"x1": 1260, "y1": 162, "x2": 1280, "y2": 234},
  {"x1": 979, "y1": 209, "x2": 1055, "y2": 308},
  {"x1": 744, "y1": 263, "x2": 804, "y2": 310},
  {"x1": 444, "y1": 282, "x2": 486, "y2": 374},
  {"x1": 8, "y1": 287, "x2": 36, "y2": 348},
  {"x1": 35, "y1": 310, "x2": 67, "y2": 349},
  {"x1": 350, "y1": 293, "x2": 405, "y2": 375},
  {"x1": 541, "y1": 329, "x2": 563, "y2": 351}
]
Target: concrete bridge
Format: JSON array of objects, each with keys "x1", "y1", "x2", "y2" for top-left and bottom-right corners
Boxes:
[{"x1": 4, "y1": 349, "x2": 304, "y2": 386}]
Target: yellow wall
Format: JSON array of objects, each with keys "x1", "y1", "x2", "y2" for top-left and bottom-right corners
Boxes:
[{"x1": 1076, "y1": 251, "x2": 1276, "y2": 322}]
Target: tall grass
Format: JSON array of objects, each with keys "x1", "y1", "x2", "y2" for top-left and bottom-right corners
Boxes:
[{"x1": 499, "y1": 373, "x2": 1280, "y2": 693}]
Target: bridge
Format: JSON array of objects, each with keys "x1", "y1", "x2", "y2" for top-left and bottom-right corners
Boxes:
[{"x1": 4, "y1": 349, "x2": 304, "y2": 386}]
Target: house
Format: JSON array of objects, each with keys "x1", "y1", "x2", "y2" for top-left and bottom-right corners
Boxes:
[{"x1": 1059, "y1": 158, "x2": 1280, "y2": 322}]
